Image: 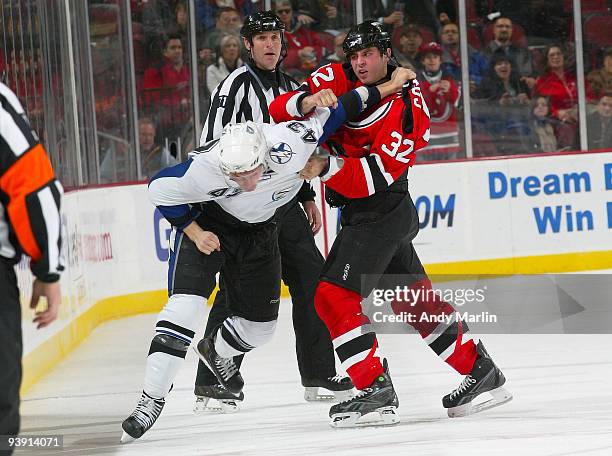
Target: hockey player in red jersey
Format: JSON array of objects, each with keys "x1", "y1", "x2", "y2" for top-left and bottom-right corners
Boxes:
[{"x1": 270, "y1": 21, "x2": 512, "y2": 427}]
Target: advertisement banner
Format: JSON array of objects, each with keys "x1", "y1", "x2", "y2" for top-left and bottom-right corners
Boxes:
[{"x1": 17, "y1": 151, "x2": 612, "y2": 356}]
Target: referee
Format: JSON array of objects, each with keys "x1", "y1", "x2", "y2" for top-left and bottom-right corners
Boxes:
[
  {"x1": 0, "y1": 82, "x2": 63, "y2": 454},
  {"x1": 194, "y1": 11, "x2": 353, "y2": 404}
]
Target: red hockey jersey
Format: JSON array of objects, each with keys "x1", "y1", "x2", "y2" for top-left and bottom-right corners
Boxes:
[{"x1": 269, "y1": 63, "x2": 430, "y2": 199}]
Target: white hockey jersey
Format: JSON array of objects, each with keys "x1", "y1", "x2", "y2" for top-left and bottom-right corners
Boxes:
[{"x1": 149, "y1": 105, "x2": 345, "y2": 225}]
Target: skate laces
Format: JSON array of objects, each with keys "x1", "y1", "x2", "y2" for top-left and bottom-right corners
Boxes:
[
  {"x1": 338, "y1": 387, "x2": 372, "y2": 405},
  {"x1": 329, "y1": 375, "x2": 345, "y2": 384},
  {"x1": 131, "y1": 393, "x2": 164, "y2": 429},
  {"x1": 450, "y1": 375, "x2": 477, "y2": 400},
  {"x1": 215, "y1": 355, "x2": 238, "y2": 380}
]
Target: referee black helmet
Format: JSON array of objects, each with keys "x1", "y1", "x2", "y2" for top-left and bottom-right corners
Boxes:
[
  {"x1": 240, "y1": 11, "x2": 287, "y2": 66},
  {"x1": 241, "y1": 11, "x2": 285, "y2": 41}
]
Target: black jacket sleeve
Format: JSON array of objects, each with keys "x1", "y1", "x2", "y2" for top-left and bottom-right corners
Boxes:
[{"x1": 297, "y1": 180, "x2": 316, "y2": 203}]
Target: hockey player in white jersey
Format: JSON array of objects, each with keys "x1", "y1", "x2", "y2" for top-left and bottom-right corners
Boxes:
[
  {"x1": 120, "y1": 67, "x2": 416, "y2": 443},
  {"x1": 195, "y1": 12, "x2": 353, "y2": 407}
]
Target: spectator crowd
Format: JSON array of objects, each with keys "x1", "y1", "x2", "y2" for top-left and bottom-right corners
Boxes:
[
  {"x1": 6, "y1": 0, "x2": 612, "y2": 184},
  {"x1": 129, "y1": 0, "x2": 612, "y2": 168}
]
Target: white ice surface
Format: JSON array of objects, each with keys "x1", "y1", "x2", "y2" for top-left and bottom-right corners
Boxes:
[{"x1": 21, "y1": 299, "x2": 612, "y2": 456}]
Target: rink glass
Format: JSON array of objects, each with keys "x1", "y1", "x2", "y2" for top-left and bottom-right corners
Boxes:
[{"x1": 0, "y1": 1, "x2": 605, "y2": 186}]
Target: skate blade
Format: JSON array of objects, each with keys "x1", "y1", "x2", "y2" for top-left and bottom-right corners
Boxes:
[
  {"x1": 194, "y1": 397, "x2": 240, "y2": 414},
  {"x1": 447, "y1": 387, "x2": 513, "y2": 418},
  {"x1": 304, "y1": 387, "x2": 355, "y2": 402},
  {"x1": 330, "y1": 406, "x2": 400, "y2": 428},
  {"x1": 120, "y1": 431, "x2": 136, "y2": 444}
]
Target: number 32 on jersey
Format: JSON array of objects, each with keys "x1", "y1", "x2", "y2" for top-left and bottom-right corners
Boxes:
[
  {"x1": 381, "y1": 131, "x2": 414, "y2": 163},
  {"x1": 381, "y1": 84, "x2": 427, "y2": 164}
]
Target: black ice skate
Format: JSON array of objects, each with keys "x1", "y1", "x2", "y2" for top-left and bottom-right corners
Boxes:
[
  {"x1": 193, "y1": 383, "x2": 245, "y2": 413},
  {"x1": 328, "y1": 360, "x2": 399, "y2": 428},
  {"x1": 194, "y1": 336, "x2": 244, "y2": 395},
  {"x1": 120, "y1": 391, "x2": 165, "y2": 443},
  {"x1": 302, "y1": 375, "x2": 355, "y2": 402},
  {"x1": 443, "y1": 341, "x2": 513, "y2": 418}
]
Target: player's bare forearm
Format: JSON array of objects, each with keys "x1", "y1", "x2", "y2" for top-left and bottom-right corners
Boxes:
[
  {"x1": 300, "y1": 155, "x2": 339, "y2": 180},
  {"x1": 300, "y1": 68, "x2": 415, "y2": 115},
  {"x1": 183, "y1": 221, "x2": 220, "y2": 255}
]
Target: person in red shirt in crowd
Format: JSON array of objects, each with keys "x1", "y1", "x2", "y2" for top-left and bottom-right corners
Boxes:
[
  {"x1": 142, "y1": 33, "x2": 190, "y2": 136},
  {"x1": 534, "y1": 44, "x2": 593, "y2": 149},
  {"x1": 416, "y1": 41, "x2": 460, "y2": 160},
  {"x1": 270, "y1": 21, "x2": 511, "y2": 428},
  {"x1": 274, "y1": 0, "x2": 328, "y2": 73}
]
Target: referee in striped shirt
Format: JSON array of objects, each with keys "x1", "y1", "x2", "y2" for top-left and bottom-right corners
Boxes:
[
  {"x1": 0, "y1": 82, "x2": 63, "y2": 450},
  {"x1": 194, "y1": 11, "x2": 353, "y2": 402}
]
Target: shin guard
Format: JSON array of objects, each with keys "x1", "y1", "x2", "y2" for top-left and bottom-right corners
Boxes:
[
  {"x1": 391, "y1": 278, "x2": 477, "y2": 375},
  {"x1": 315, "y1": 281, "x2": 383, "y2": 389}
]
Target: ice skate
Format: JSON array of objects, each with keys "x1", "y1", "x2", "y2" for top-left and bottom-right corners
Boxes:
[
  {"x1": 120, "y1": 391, "x2": 165, "y2": 443},
  {"x1": 328, "y1": 360, "x2": 399, "y2": 428},
  {"x1": 443, "y1": 341, "x2": 513, "y2": 418},
  {"x1": 302, "y1": 375, "x2": 355, "y2": 402},
  {"x1": 194, "y1": 336, "x2": 244, "y2": 395},
  {"x1": 193, "y1": 384, "x2": 244, "y2": 413}
]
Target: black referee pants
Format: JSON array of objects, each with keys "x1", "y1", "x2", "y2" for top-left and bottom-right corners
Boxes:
[
  {"x1": 0, "y1": 259, "x2": 21, "y2": 455},
  {"x1": 195, "y1": 197, "x2": 336, "y2": 388}
]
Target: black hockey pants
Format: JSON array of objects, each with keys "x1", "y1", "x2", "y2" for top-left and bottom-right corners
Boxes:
[
  {"x1": 195, "y1": 196, "x2": 337, "y2": 388},
  {"x1": 0, "y1": 259, "x2": 21, "y2": 456}
]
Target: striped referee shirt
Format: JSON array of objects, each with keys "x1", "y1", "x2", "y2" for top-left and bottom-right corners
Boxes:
[
  {"x1": 0, "y1": 82, "x2": 63, "y2": 282},
  {"x1": 201, "y1": 62, "x2": 315, "y2": 201},
  {"x1": 201, "y1": 62, "x2": 299, "y2": 144}
]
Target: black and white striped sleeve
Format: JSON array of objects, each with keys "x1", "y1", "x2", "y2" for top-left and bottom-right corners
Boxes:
[
  {"x1": 0, "y1": 82, "x2": 64, "y2": 282},
  {"x1": 200, "y1": 68, "x2": 250, "y2": 145}
]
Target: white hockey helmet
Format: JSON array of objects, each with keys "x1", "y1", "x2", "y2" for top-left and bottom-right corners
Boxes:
[{"x1": 218, "y1": 121, "x2": 267, "y2": 176}]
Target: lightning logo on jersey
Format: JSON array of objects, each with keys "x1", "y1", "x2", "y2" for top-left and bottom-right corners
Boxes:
[{"x1": 269, "y1": 143, "x2": 294, "y2": 164}]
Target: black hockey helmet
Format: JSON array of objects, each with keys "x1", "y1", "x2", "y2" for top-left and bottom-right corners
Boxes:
[
  {"x1": 240, "y1": 11, "x2": 287, "y2": 67},
  {"x1": 342, "y1": 21, "x2": 392, "y2": 57},
  {"x1": 240, "y1": 11, "x2": 285, "y2": 41}
]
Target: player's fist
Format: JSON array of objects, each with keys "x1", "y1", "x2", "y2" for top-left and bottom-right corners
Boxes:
[
  {"x1": 183, "y1": 222, "x2": 221, "y2": 255},
  {"x1": 194, "y1": 231, "x2": 220, "y2": 255},
  {"x1": 300, "y1": 155, "x2": 329, "y2": 180},
  {"x1": 300, "y1": 89, "x2": 338, "y2": 114},
  {"x1": 390, "y1": 67, "x2": 416, "y2": 89}
]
